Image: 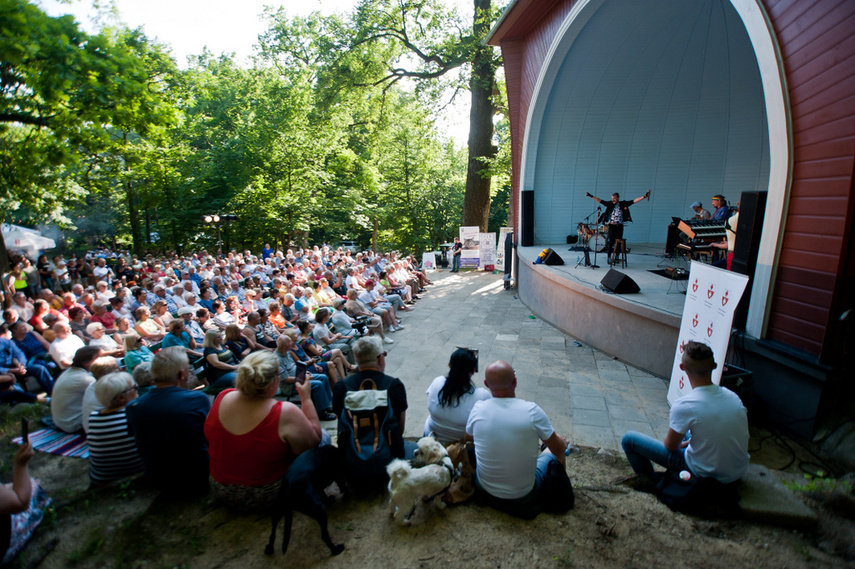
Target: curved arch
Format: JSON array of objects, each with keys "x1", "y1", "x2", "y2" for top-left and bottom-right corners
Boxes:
[{"x1": 519, "y1": 0, "x2": 790, "y2": 338}]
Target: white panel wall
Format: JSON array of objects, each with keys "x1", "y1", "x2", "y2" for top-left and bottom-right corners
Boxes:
[{"x1": 531, "y1": 0, "x2": 770, "y2": 245}]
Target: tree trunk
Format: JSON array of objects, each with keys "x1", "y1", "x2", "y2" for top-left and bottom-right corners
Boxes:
[{"x1": 462, "y1": 0, "x2": 496, "y2": 232}]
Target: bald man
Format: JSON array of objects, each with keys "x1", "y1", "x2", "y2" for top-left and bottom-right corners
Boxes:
[{"x1": 465, "y1": 361, "x2": 572, "y2": 518}]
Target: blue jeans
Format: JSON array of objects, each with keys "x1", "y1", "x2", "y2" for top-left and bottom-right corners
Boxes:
[
  {"x1": 309, "y1": 374, "x2": 332, "y2": 411},
  {"x1": 24, "y1": 363, "x2": 55, "y2": 395},
  {"x1": 621, "y1": 431, "x2": 689, "y2": 475},
  {"x1": 452, "y1": 254, "x2": 460, "y2": 271},
  {"x1": 474, "y1": 452, "x2": 559, "y2": 518}
]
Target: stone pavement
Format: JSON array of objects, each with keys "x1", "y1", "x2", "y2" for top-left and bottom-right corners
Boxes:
[{"x1": 375, "y1": 268, "x2": 673, "y2": 452}]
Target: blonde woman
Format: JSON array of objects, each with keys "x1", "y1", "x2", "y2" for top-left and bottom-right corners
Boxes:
[{"x1": 203, "y1": 351, "x2": 323, "y2": 510}]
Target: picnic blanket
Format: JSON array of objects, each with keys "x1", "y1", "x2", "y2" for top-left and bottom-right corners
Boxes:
[{"x1": 12, "y1": 428, "x2": 89, "y2": 459}]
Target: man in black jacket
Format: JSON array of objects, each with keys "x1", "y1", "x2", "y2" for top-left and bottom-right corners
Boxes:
[{"x1": 586, "y1": 190, "x2": 650, "y2": 263}]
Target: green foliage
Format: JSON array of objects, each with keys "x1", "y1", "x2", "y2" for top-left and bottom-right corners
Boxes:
[
  {"x1": 783, "y1": 473, "x2": 852, "y2": 494},
  {"x1": 1, "y1": 0, "x2": 510, "y2": 256}
]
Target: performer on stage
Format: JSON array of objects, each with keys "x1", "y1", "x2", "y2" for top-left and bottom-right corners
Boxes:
[
  {"x1": 585, "y1": 190, "x2": 650, "y2": 263},
  {"x1": 710, "y1": 195, "x2": 731, "y2": 221},
  {"x1": 690, "y1": 201, "x2": 711, "y2": 220}
]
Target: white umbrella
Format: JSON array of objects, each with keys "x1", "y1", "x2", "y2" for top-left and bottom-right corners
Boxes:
[{"x1": 1, "y1": 223, "x2": 56, "y2": 252}]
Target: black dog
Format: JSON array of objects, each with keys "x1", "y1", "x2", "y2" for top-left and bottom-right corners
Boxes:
[{"x1": 264, "y1": 446, "x2": 346, "y2": 557}]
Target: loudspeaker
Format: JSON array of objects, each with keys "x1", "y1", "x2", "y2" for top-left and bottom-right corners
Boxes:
[
  {"x1": 521, "y1": 190, "x2": 534, "y2": 247},
  {"x1": 566, "y1": 235, "x2": 578, "y2": 244},
  {"x1": 543, "y1": 248, "x2": 564, "y2": 265},
  {"x1": 600, "y1": 269, "x2": 640, "y2": 294},
  {"x1": 732, "y1": 191, "x2": 767, "y2": 329}
]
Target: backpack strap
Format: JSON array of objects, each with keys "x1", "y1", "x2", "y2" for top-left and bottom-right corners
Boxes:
[
  {"x1": 347, "y1": 410, "x2": 362, "y2": 454},
  {"x1": 372, "y1": 412, "x2": 380, "y2": 451}
]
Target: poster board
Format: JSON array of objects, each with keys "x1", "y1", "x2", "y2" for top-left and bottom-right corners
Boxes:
[
  {"x1": 496, "y1": 227, "x2": 513, "y2": 271},
  {"x1": 459, "y1": 226, "x2": 480, "y2": 268},
  {"x1": 479, "y1": 232, "x2": 496, "y2": 267},
  {"x1": 421, "y1": 252, "x2": 435, "y2": 271},
  {"x1": 666, "y1": 262, "x2": 749, "y2": 405}
]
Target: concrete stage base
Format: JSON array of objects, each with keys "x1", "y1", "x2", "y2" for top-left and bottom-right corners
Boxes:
[{"x1": 517, "y1": 243, "x2": 687, "y2": 378}]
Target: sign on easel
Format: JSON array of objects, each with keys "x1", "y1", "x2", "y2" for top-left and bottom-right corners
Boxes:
[
  {"x1": 460, "y1": 226, "x2": 480, "y2": 268},
  {"x1": 479, "y1": 232, "x2": 496, "y2": 268},
  {"x1": 666, "y1": 262, "x2": 749, "y2": 406},
  {"x1": 421, "y1": 252, "x2": 435, "y2": 270}
]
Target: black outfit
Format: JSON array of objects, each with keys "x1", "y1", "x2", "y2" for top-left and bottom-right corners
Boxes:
[{"x1": 592, "y1": 197, "x2": 637, "y2": 261}]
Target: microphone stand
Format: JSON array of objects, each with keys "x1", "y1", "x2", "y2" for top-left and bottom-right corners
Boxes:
[{"x1": 590, "y1": 207, "x2": 601, "y2": 268}]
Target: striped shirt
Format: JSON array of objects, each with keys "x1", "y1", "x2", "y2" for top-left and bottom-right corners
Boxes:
[{"x1": 88, "y1": 409, "x2": 145, "y2": 484}]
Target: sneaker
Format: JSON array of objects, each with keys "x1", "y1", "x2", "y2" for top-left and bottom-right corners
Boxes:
[
  {"x1": 319, "y1": 410, "x2": 337, "y2": 421},
  {"x1": 388, "y1": 326, "x2": 397, "y2": 333},
  {"x1": 395, "y1": 323, "x2": 405, "y2": 329},
  {"x1": 383, "y1": 337, "x2": 394, "y2": 344}
]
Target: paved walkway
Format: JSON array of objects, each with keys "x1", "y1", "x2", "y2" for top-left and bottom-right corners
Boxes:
[{"x1": 372, "y1": 268, "x2": 672, "y2": 452}]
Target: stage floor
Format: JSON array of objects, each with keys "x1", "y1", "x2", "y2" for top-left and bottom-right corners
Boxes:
[{"x1": 517, "y1": 242, "x2": 691, "y2": 318}]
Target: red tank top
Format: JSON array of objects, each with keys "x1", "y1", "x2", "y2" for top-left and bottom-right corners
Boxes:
[{"x1": 205, "y1": 389, "x2": 293, "y2": 486}]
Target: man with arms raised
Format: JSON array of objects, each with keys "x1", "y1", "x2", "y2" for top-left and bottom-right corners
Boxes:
[
  {"x1": 465, "y1": 360, "x2": 573, "y2": 518},
  {"x1": 621, "y1": 341, "x2": 749, "y2": 484}
]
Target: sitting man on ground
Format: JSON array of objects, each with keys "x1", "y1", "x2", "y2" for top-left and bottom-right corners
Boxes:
[
  {"x1": 621, "y1": 341, "x2": 749, "y2": 484},
  {"x1": 332, "y1": 336, "x2": 416, "y2": 487},
  {"x1": 49, "y1": 322, "x2": 86, "y2": 370},
  {"x1": 126, "y1": 347, "x2": 212, "y2": 495},
  {"x1": 50, "y1": 346, "x2": 102, "y2": 433},
  {"x1": 465, "y1": 360, "x2": 573, "y2": 519}
]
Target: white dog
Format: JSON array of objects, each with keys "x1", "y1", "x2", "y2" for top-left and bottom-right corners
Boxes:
[{"x1": 387, "y1": 437, "x2": 453, "y2": 525}]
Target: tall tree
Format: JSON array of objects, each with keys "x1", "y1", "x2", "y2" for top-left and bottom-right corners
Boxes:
[{"x1": 345, "y1": 0, "x2": 501, "y2": 231}]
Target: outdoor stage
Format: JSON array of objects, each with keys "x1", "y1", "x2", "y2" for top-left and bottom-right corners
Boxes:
[{"x1": 516, "y1": 242, "x2": 692, "y2": 378}]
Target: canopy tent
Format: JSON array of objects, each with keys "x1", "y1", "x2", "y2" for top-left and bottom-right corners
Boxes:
[{"x1": 2, "y1": 223, "x2": 56, "y2": 255}]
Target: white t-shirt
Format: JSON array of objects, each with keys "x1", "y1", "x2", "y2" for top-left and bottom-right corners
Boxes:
[
  {"x1": 81, "y1": 382, "x2": 103, "y2": 434},
  {"x1": 424, "y1": 376, "x2": 491, "y2": 445},
  {"x1": 89, "y1": 335, "x2": 120, "y2": 353},
  {"x1": 51, "y1": 367, "x2": 96, "y2": 433},
  {"x1": 669, "y1": 384, "x2": 749, "y2": 483},
  {"x1": 49, "y1": 335, "x2": 86, "y2": 368},
  {"x1": 466, "y1": 398, "x2": 554, "y2": 499}
]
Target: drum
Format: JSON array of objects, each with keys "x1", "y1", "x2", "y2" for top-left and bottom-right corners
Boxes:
[
  {"x1": 577, "y1": 223, "x2": 595, "y2": 239},
  {"x1": 597, "y1": 225, "x2": 609, "y2": 236}
]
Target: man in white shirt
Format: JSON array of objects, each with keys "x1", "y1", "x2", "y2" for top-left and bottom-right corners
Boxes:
[
  {"x1": 465, "y1": 360, "x2": 571, "y2": 518},
  {"x1": 621, "y1": 341, "x2": 749, "y2": 484},
  {"x1": 49, "y1": 322, "x2": 86, "y2": 370},
  {"x1": 51, "y1": 346, "x2": 102, "y2": 433}
]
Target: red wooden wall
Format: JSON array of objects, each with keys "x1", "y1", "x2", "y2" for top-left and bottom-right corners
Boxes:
[{"x1": 763, "y1": 0, "x2": 855, "y2": 361}]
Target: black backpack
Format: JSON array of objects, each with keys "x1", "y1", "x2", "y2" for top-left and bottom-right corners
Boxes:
[{"x1": 338, "y1": 377, "x2": 398, "y2": 479}]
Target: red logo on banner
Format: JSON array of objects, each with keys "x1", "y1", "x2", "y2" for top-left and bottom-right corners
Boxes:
[
  {"x1": 707, "y1": 283, "x2": 715, "y2": 299},
  {"x1": 707, "y1": 322, "x2": 714, "y2": 337},
  {"x1": 679, "y1": 376, "x2": 685, "y2": 389},
  {"x1": 679, "y1": 340, "x2": 685, "y2": 354},
  {"x1": 692, "y1": 279, "x2": 699, "y2": 292},
  {"x1": 692, "y1": 314, "x2": 699, "y2": 328},
  {"x1": 722, "y1": 290, "x2": 729, "y2": 307}
]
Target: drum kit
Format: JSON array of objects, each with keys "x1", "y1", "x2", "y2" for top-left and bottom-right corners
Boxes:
[{"x1": 574, "y1": 206, "x2": 606, "y2": 269}]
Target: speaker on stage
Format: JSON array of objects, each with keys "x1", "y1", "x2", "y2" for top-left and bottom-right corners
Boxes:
[
  {"x1": 601, "y1": 269, "x2": 640, "y2": 294},
  {"x1": 521, "y1": 190, "x2": 534, "y2": 247},
  {"x1": 566, "y1": 235, "x2": 578, "y2": 244},
  {"x1": 543, "y1": 248, "x2": 564, "y2": 265}
]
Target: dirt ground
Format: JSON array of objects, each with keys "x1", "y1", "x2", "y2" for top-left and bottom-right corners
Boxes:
[{"x1": 3, "y1": 403, "x2": 854, "y2": 569}]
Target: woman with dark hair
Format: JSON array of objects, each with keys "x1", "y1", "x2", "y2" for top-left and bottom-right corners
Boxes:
[{"x1": 424, "y1": 348, "x2": 491, "y2": 445}]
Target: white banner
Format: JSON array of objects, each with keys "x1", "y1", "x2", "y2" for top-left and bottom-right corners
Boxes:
[
  {"x1": 421, "y1": 252, "x2": 436, "y2": 271},
  {"x1": 479, "y1": 232, "x2": 496, "y2": 266},
  {"x1": 460, "y1": 226, "x2": 480, "y2": 268},
  {"x1": 496, "y1": 227, "x2": 513, "y2": 270},
  {"x1": 666, "y1": 262, "x2": 749, "y2": 405}
]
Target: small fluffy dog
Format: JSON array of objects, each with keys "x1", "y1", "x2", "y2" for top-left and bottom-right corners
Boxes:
[{"x1": 387, "y1": 436, "x2": 453, "y2": 525}]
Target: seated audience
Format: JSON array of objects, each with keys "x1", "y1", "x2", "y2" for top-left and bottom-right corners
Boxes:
[
  {"x1": 204, "y1": 351, "x2": 324, "y2": 510},
  {"x1": 50, "y1": 346, "x2": 102, "y2": 433},
  {"x1": 5, "y1": 321, "x2": 55, "y2": 395},
  {"x1": 126, "y1": 347, "x2": 211, "y2": 495},
  {"x1": 425, "y1": 348, "x2": 491, "y2": 445},
  {"x1": 274, "y1": 335, "x2": 335, "y2": 420},
  {"x1": 134, "y1": 306, "x2": 165, "y2": 343},
  {"x1": 202, "y1": 329, "x2": 239, "y2": 391},
  {"x1": 162, "y1": 319, "x2": 202, "y2": 358},
  {"x1": 81, "y1": 356, "x2": 121, "y2": 433},
  {"x1": 87, "y1": 323, "x2": 123, "y2": 358},
  {"x1": 49, "y1": 322, "x2": 86, "y2": 370},
  {"x1": 465, "y1": 360, "x2": 570, "y2": 519},
  {"x1": 88, "y1": 371, "x2": 145, "y2": 485},
  {"x1": 132, "y1": 362, "x2": 156, "y2": 397},
  {"x1": 123, "y1": 335, "x2": 154, "y2": 373},
  {"x1": 224, "y1": 324, "x2": 250, "y2": 360}
]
